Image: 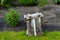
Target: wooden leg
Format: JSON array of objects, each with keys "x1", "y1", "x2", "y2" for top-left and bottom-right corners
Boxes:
[
  {"x1": 32, "y1": 18, "x2": 36, "y2": 36},
  {"x1": 38, "y1": 17, "x2": 44, "y2": 35},
  {"x1": 26, "y1": 19, "x2": 31, "y2": 36},
  {"x1": 26, "y1": 28, "x2": 28, "y2": 35}
]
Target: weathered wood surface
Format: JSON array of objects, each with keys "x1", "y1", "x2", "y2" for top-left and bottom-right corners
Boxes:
[{"x1": 24, "y1": 12, "x2": 44, "y2": 36}]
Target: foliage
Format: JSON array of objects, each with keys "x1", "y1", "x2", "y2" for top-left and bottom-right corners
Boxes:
[
  {"x1": 0, "y1": 0, "x2": 6, "y2": 6},
  {"x1": 0, "y1": 31, "x2": 60, "y2": 40},
  {"x1": 5, "y1": 8, "x2": 20, "y2": 27},
  {"x1": 43, "y1": 19, "x2": 48, "y2": 23},
  {"x1": 38, "y1": 0, "x2": 48, "y2": 7},
  {"x1": 54, "y1": 0, "x2": 60, "y2": 4},
  {"x1": 18, "y1": 0, "x2": 37, "y2": 6},
  {"x1": 0, "y1": 0, "x2": 14, "y2": 7}
]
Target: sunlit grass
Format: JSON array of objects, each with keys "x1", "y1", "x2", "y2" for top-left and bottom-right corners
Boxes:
[{"x1": 0, "y1": 31, "x2": 60, "y2": 40}]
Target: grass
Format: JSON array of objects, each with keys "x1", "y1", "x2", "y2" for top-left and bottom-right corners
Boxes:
[{"x1": 0, "y1": 31, "x2": 60, "y2": 40}]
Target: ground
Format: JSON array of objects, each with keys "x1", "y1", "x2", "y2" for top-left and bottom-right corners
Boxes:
[{"x1": 0, "y1": 31, "x2": 60, "y2": 40}]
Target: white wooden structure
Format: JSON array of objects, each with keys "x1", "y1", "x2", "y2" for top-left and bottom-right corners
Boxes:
[{"x1": 24, "y1": 12, "x2": 44, "y2": 36}]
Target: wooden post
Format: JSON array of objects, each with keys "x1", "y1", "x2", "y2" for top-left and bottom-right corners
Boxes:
[
  {"x1": 32, "y1": 18, "x2": 36, "y2": 36},
  {"x1": 24, "y1": 15, "x2": 32, "y2": 36},
  {"x1": 26, "y1": 19, "x2": 32, "y2": 36},
  {"x1": 38, "y1": 16, "x2": 44, "y2": 35}
]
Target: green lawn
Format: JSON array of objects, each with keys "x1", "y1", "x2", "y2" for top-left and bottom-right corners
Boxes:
[{"x1": 0, "y1": 31, "x2": 60, "y2": 40}]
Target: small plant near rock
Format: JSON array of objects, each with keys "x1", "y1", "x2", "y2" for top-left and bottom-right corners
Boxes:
[
  {"x1": 43, "y1": 19, "x2": 48, "y2": 23},
  {"x1": 38, "y1": 0, "x2": 48, "y2": 7},
  {"x1": 5, "y1": 8, "x2": 20, "y2": 27},
  {"x1": 18, "y1": 0, "x2": 37, "y2": 6}
]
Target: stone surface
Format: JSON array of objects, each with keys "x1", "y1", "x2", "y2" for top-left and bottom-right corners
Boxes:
[{"x1": 0, "y1": 5, "x2": 60, "y2": 31}]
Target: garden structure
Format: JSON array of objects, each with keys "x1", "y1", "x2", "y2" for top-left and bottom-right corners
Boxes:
[{"x1": 24, "y1": 12, "x2": 44, "y2": 36}]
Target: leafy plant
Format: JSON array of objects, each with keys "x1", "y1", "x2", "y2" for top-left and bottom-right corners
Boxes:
[
  {"x1": 54, "y1": 0, "x2": 60, "y2": 4},
  {"x1": 0, "y1": 0, "x2": 14, "y2": 7},
  {"x1": 18, "y1": 0, "x2": 37, "y2": 6},
  {"x1": 5, "y1": 8, "x2": 20, "y2": 27},
  {"x1": 0, "y1": 0, "x2": 7, "y2": 6},
  {"x1": 38, "y1": 0, "x2": 48, "y2": 7}
]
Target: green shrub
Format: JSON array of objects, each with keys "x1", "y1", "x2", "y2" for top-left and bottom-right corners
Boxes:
[
  {"x1": 5, "y1": 8, "x2": 20, "y2": 27},
  {"x1": 54, "y1": 0, "x2": 60, "y2": 4},
  {"x1": 38, "y1": 0, "x2": 48, "y2": 7},
  {"x1": 0, "y1": 0, "x2": 14, "y2": 7},
  {"x1": 18, "y1": 0, "x2": 37, "y2": 6},
  {"x1": 0, "y1": 0, "x2": 7, "y2": 6}
]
